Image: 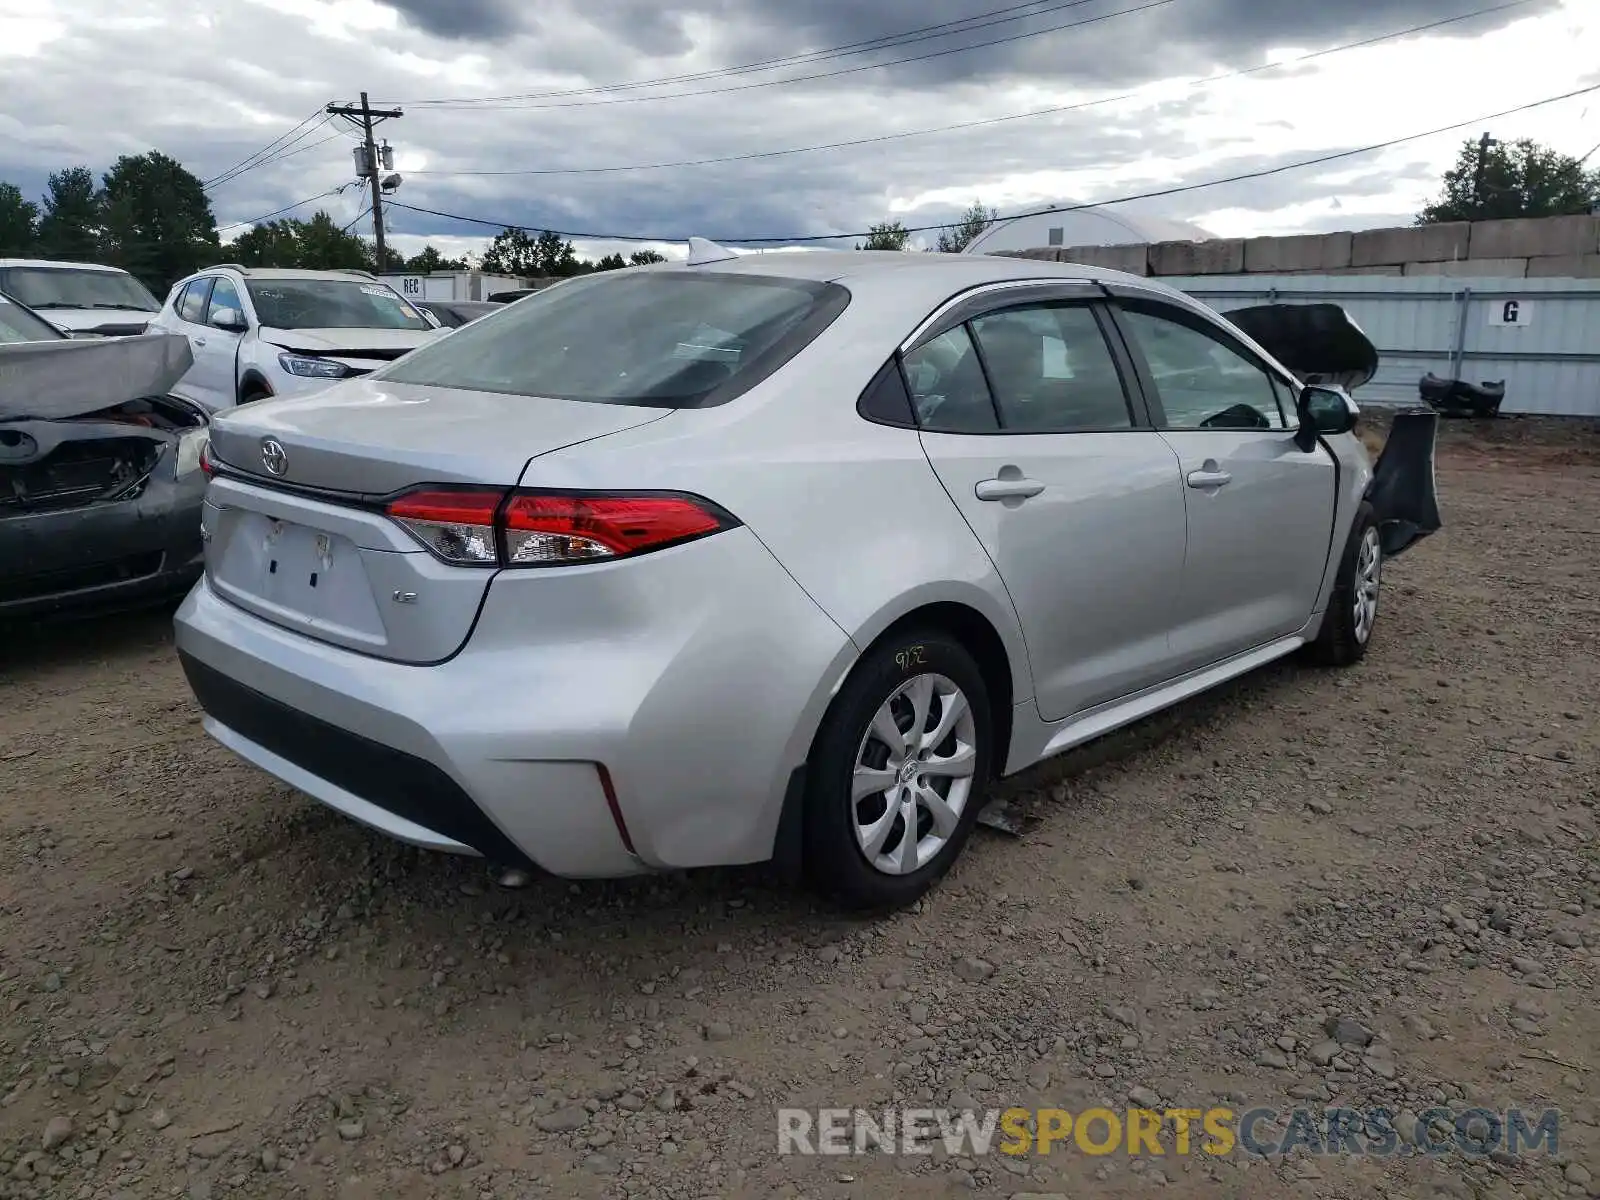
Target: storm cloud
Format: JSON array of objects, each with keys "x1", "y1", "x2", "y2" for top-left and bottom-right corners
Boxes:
[{"x1": 2, "y1": 0, "x2": 1594, "y2": 261}]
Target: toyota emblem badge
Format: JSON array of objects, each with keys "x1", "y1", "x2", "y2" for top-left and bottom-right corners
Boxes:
[{"x1": 260, "y1": 438, "x2": 288, "y2": 477}]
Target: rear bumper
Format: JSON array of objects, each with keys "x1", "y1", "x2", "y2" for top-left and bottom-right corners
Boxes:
[
  {"x1": 173, "y1": 527, "x2": 856, "y2": 878},
  {"x1": 0, "y1": 468, "x2": 206, "y2": 619}
]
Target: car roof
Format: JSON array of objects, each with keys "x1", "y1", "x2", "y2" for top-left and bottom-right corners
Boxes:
[
  {"x1": 0, "y1": 258, "x2": 134, "y2": 274},
  {"x1": 679, "y1": 248, "x2": 1186, "y2": 304},
  {"x1": 192, "y1": 265, "x2": 383, "y2": 281}
]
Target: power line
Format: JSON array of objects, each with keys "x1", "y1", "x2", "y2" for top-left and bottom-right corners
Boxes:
[
  {"x1": 396, "y1": 0, "x2": 1184, "y2": 111},
  {"x1": 389, "y1": 0, "x2": 1109, "y2": 106},
  {"x1": 384, "y1": 81, "x2": 1600, "y2": 245},
  {"x1": 407, "y1": 0, "x2": 1538, "y2": 179},
  {"x1": 215, "y1": 188, "x2": 344, "y2": 233},
  {"x1": 206, "y1": 109, "x2": 331, "y2": 188},
  {"x1": 207, "y1": 119, "x2": 346, "y2": 190}
]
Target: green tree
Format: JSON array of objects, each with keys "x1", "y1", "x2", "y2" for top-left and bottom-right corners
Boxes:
[
  {"x1": 405, "y1": 245, "x2": 471, "y2": 272},
  {"x1": 294, "y1": 211, "x2": 373, "y2": 271},
  {"x1": 592, "y1": 252, "x2": 628, "y2": 271},
  {"x1": 856, "y1": 220, "x2": 910, "y2": 251},
  {"x1": 629, "y1": 248, "x2": 667, "y2": 265},
  {"x1": 533, "y1": 230, "x2": 580, "y2": 277},
  {"x1": 226, "y1": 218, "x2": 303, "y2": 267},
  {"x1": 479, "y1": 227, "x2": 540, "y2": 274},
  {"x1": 100, "y1": 151, "x2": 219, "y2": 289},
  {"x1": 222, "y1": 211, "x2": 373, "y2": 271},
  {"x1": 1418, "y1": 137, "x2": 1600, "y2": 224},
  {"x1": 0, "y1": 182, "x2": 39, "y2": 256},
  {"x1": 936, "y1": 201, "x2": 997, "y2": 253},
  {"x1": 36, "y1": 167, "x2": 102, "y2": 262}
]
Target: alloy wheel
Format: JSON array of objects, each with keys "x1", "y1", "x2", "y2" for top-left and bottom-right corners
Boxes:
[
  {"x1": 1353, "y1": 525, "x2": 1382, "y2": 644},
  {"x1": 851, "y1": 673, "x2": 978, "y2": 876}
]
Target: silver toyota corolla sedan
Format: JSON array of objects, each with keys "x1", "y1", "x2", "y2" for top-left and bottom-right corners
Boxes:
[{"x1": 175, "y1": 246, "x2": 1439, "y2": 909}]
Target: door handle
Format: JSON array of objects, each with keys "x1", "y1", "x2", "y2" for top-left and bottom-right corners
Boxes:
[
  {"x1": 975, "y1": 477, "x2": 1045, "y2": 501},
  {"x1": 193, "y1": 337, "x2": 207, "y2": 347},
  {"x1": 1186, "y1": 469, "x2": 1232, "y2": 489}
]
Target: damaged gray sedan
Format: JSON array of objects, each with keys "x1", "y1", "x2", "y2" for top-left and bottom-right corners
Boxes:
[{"x1": 1, "y1": 294, "x2": 209, "y2": 619}]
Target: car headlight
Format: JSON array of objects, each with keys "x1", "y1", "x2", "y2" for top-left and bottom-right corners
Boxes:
[
  {"x1": 175, "y1": 427, "x2": 209, "y2": 478},
  {"x1": 277, "y1": 352, "x2": 348, "y2": 379}
]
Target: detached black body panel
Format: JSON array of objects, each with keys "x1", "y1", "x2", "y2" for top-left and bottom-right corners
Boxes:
[{"x1": 1367, "y1": 408, "x2": 1442, "y2": 557}]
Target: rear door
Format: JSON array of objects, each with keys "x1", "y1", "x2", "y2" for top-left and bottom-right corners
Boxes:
[
  {"x1": 910, "y1": 288, "x2": 1189, "y2": 722},
  {"x1": 1105, "y1": 292, "x2": 1337, "y2": 671}
]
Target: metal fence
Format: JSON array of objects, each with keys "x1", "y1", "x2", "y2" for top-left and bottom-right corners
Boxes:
[{"x1": 1156, "y1": 273, "x2": 1600, "y2": 417}]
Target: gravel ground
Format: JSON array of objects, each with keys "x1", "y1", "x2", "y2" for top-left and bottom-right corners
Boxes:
[{"x1": 2, "y1": 417, "x2": 1597, "y2": 1200}]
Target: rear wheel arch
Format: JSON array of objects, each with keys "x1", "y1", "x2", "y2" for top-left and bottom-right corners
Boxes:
[
  {"x1": 865, "y1": 602, "x2": 1015, "y2": 774},
  {"x1": 770, "y1": 599, "x2": 1019, "y2": 888}
]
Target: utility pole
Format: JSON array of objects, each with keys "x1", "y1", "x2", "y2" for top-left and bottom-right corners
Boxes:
[
  {"x1": 326, "y1": 93, "x2": 402, "y2": 269},
  {"x1": 1471, "y1": 131, "x2": 1498, "y2": 214}
]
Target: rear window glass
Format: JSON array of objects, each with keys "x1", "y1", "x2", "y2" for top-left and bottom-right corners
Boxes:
[{"x1": 379, "y1": 270, "x2": 850, "y2": 408}]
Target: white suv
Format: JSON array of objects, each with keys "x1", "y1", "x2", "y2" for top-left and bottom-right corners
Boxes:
[
  {"x1": 151, "y1": 266, "x2": 443, "y2": 412},
  {"x1": 0, "y1": 258, "x2": 163, "y2": 336}
]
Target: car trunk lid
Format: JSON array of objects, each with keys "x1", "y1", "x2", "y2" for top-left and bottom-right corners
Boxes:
[{"x1": 201, "y1": 379, "x2": 672, "y2": 662}]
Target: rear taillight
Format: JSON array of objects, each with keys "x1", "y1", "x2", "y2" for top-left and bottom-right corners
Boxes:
[
  {"x1": 386, "y1": 489, "x2": 503, "y2": 566},
  {"x1": 384, "y1": 488, "x2": 737, "y2": 568},
  {"x1": 199, "y1": 442, "x2": 215, "y2": 478}
]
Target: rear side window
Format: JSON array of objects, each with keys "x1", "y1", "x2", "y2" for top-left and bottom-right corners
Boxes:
[
  {"x1": 380, "y1": 271, "x2": 850, "y2": 408},
  {"x1": 902, "y1": 326, "x2": 998, "y2": 433},
  {"x1": 969, "y1": 304, "x2": 1133, "y2": 431},
  {"x1": 177, "y1": 279, "x2": 212, "y2": 323}
]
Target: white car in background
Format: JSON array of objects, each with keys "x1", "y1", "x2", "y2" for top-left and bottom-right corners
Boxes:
[
  {"x1": 0, "y1": 258, "x2": 163, "y2": 337},
  {"x1": 150, "y1": 266, "x2": 443, "y2": 412}
]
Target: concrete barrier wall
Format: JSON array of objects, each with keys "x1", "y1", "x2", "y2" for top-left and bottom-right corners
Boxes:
[{"x1": 996, "y1": 214, "x2": 1600, "y2": 279}]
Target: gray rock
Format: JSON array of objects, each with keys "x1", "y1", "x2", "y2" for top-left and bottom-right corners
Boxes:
[
  {"x1": 1552, "y1": 929, "x2": 1583, "y2": 949},
  {"x1": 953, "y1": 958, "x2": 995, "y2": 983},
  {"x1": 1128, "y1": 1086, "x2": 1161, "y2": 1109},
  {"x1": 965, "y1": 1073, "x2": 996, "y2": 1093},
  {"x1": 703, "y1": 1021, "x2": 733, "y2": 1042},
  {"x1": 1508, "y1": 1017, "x2": 1544, "y2": 1036},
  {"x1": 1308, "y1": 1040, "x2": 1341, "y2": 1067},
  {"x1": 1403, "y1": 1015, "x2": 1437, "y2": 1040},
  {"x1": 1512, "y1": 997, "x2": 1547, "y2": 1018},
  {"x1": 1305, "y1": 799, "x2": 1334, "y2": 816},
  {"x1": 337, "y1": 1120, "x2": 365, "y2": 1141},
  {"x1": 148, "y1": 1108, "x2": 172, "y2": 1130},
  {"x1": 536, "y1": 1107, "x2": 589, "y2": 1133},
  {"x1": 1564, "y1": 1163, "x2": 1592, "y2": 1187},
  {"x1": 1026, "y1": 1064, "x2": 1052, "y2": 1090},
  {"x1": 1511, "y1": 955, "x2": 1541, "y2": 975},
  {"x1": 259, "y1": 1148, "x2": 278, "y2": 1172},
  {"x1": 1256, "y1": 1049, "x2": 1289, "y2": 1070},
  {"x1": 41, "y1": 1116, "x2": 72, "y2": 1151},
  {"x1": 1323, "y1": 1016, "x2": 1374, "y2": 1047},
  {"x1": 948, "y1": 1091, "x2": 980, "y2": 1113},
  {"x1": 584, "y1": 1153, "x2": 619, "y2": 1175},
  {"x1": 654, "y1": 1088, "x2": 677, "y2": 1114}
]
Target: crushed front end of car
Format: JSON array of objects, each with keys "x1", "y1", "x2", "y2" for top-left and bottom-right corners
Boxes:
[{"x1": 1, "y1": 334, "x2": 210, "y2": 619}]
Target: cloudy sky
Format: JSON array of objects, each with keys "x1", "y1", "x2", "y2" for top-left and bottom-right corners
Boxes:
[{"x1": 2, "y1": 0, "x2": 1597, "y2": 263}]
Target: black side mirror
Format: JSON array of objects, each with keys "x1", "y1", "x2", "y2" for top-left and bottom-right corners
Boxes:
[{"x1": 1295, "y1": 384, "x2": 1358, "y2": 450}]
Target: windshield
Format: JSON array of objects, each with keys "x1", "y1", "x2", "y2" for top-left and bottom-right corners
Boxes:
[
  {"x1": 0, "y1": 293, "x2": 66, "y2": 342},
  {"x1": 380, "y1": 271, "x2": 849, "y2": 407},
  {"x1": 246, "y1": 277, "x2": 432, "y2": 331},
  {"x1": 0, "y1": 266, "x2": 160, "y2": 312}
]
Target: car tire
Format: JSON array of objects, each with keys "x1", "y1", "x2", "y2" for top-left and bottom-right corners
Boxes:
[
  {"x1": 1308, "y1": 501, "x2": 1382, "y2": 667},
  {"x1": 803, "y1": 630, "x2": 992, "y2": 911}
]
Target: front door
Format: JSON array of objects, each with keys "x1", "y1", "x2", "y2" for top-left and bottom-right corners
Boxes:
[
  {"x1": 189, "y1": 275, "x2": 247, "y2": 409},
  {"x1": 1110, "y1": 298, "x2": 1338, "y2": 671},
  {"x1": 908, "y1": 298, "x2": 1189, "y2": 723}
]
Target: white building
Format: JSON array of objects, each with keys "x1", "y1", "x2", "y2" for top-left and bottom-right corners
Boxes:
[{"x1": 962, "y1": 205, "x2": 1214, "y2": 255}]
